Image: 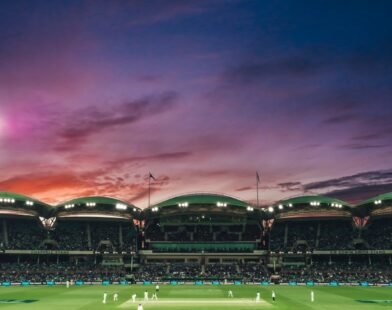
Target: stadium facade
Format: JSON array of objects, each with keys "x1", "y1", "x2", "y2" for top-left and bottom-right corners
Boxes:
[{"x1": 0, "y1": 191, "x2": 391, "y2": 285}]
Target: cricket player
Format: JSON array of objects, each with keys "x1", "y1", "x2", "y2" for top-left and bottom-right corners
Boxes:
[
  {"x1": 228, "y1": 290, "x2": 233, "y2": 298},
  {"x1": 311, "y1": 290, "x2": 314, "y2": 302},
  {"x1": 113, "y1": 292, "x2": 118, "y2": 301},
  {"x1": 272, "y1": 290, "x2": 276, "y2": 301},
  {"x1": 103, "y1": 292, "x2": 107, "y2": 304},
  {"x1": 256, "y1": 292, "x2": 260, "y2": 302},
  {"x1": 152, "y1": 292, "x2": 158, "y2": 300},
  {"x1": 66, "y1": 280, "x2": 69, "y2": 288},
  {"x1": 155, "y1": 284, "x2": 160, "y2": 292},
  {"x1": 144, "y1": 290, "x2": 149, "y2": 301},
  {"x1": 137, "y1": 304, "x2": 143, "y2": 310},
  {"x1": 132, "y1": 293, "x2": 137, "y2": 303}
]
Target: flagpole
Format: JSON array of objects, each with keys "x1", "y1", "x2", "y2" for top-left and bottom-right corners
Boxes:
[
  {"x1": 256, "y1": 176, "x2": 259, "y2": 207},
  {"x1": 148, "y1": 173, "x2": 151, "y2": 208}
]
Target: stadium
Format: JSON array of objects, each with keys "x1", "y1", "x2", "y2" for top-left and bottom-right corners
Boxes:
[{"x1": 0, "y1": 190, "x2": 391, "y2": 309}]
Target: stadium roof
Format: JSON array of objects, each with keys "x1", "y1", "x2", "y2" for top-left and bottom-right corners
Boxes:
[
  {"x1": 0, "y1": 191, "x2": 52, "y2": 217},
  {"x1": 55, "y1": 195, "x2": 141, "y2": 220},
  {"x1": 0, "y1": 191, "x2": 51, "y2": 206},
  {"x1": 276, "y1": 195, "x2": 352, "y2": 208},
  {"x1": 152, "y1": 193, "x2": 250, "y2": 209},
  {"x1": 270, "y1": 195, "x2": 352, "y2": 220},
  {"x1": 354, "y1": 192, "x2": 392, "y2": 217},
  {"x1": 58, "y1": 196, "x2": 138, "y2": 208},
  {"x1": 143, "y1": 193, "x2": 260, "y2": 220},
  {"x1": 356, "y1": 192, "x2": 392, "y2": 207}
]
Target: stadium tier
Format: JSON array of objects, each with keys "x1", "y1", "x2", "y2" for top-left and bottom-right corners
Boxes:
[{"x1": 0, "y1": 191, "x2": 391, "y2": 285}]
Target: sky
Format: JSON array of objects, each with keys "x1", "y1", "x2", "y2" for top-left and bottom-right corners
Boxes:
[{"x1": 0, "y1": 0, "x2": 391, "y2": 207}]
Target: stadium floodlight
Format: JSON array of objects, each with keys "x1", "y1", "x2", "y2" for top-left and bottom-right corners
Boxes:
[
  {"x1": 86, "y1": 202, "x2": 96, "y2": 207},
  {"x1": 216, "y1": 202, "x2": 227, "y2": 207},
  {"x1": 25, "y1": 200, "x2": 34, "y2": 206},
  {"x1": 246, "y1": 206, "x2": 254, "y2": 211},
  {"x1": 268, "y1": 206, "x2": 274, "y2": 212},
  {"x1": 278, "y1": 204, "x2": 283, "y2": 210},
  {"x1": 115, "y1": 203, "x2": 127, "y2": 210},
  {"x1": 374, "y1": 200, "x2": 382, "y2": 205},
  {"x1": 64, "y1": 204, "x2": 75, "y2": 209},
  {"x1": 0, "y1": 198, "x2": 2, "y2": 202},
  {"x1": 178, "y1": 202, "x2": 189, "y2": 208},
  {"x1": 310, "y1": 201, "x2": 320, "y2": 206},
  {"x1": 152, "y1": 206, "x2": 159, "y2": 212},
  {"x1": 133, "y1": 208, "x2": 137, "y2": 212},
  {"x1": 288, "y1": 203, "x2": 293, "y2": 207}
]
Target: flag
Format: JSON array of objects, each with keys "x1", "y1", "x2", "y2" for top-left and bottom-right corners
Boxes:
[
  {"x1": 256, "y1": 171, "x2": 260, "y2": 183},
  {"x1": 149, "y1": 172, "x2": 156, "y2": 180}
]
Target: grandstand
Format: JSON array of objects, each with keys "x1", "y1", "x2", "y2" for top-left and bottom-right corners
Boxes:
[{"x1": 0, "y1": 190, "x2": 391, "y2": 287}]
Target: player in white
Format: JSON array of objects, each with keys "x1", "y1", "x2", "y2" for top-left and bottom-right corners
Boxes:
[
  {"x1": 66, "y1": 280, "x2": 69, "y2": 288},
  {"x1": 228, "y1": 290, "x2": 233, "y2": 298},
  {"x1": 155, "y1": 284, "x2": 160, "y2": 292},
  {"x1": 272, "y1": 290, "x2": 276, "y2": 302},
  {"x1": 137, "y1": 304, "x2": 143, "y2": 310},
  {"x1": 256, "y1": 292, "x2": 260, "y2": 302},
  {"x1": 310, "y1": 290, "x2": 314, "y2": 302},
  {"x1": 144, "y1": 290, "x2": 149, "y2": 301},
  {"x1": 102, "y1": 292, "x2": 107, "y2": 304},
  {"x1": 113, "y1": 292, "x2": 118, "y2": 301},
  {"x1": 152, "y1": 292, "x2": 158, "y2": 300},
  {"x1": 132, "y1": 293, "x2": 137, "y2": 303}
]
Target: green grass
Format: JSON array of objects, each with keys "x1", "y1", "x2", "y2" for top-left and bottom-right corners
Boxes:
[{"x1": 0, "y1": 285, "x2": 391, "y2": 309}]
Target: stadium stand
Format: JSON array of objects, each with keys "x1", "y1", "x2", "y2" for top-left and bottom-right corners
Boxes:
[{"x1": 0, "y1": 191, "x2": 391, "y2": 285}]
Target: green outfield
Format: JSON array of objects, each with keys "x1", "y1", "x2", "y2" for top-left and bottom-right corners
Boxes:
[{"x1": 0, "y1": 285, "x2": 391, "y2": 309}]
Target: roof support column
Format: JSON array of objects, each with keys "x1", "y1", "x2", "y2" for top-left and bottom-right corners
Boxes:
[
  {"x1": 86, "y1": 223, "x2": 92, "y2": 249},
  {"x1": 119, "y1": 224, "x2": 123, "y2": 247},
  {"x1": 2, "y1": 219, "x2": 8, "y2": 247},
  {"x1": 316, "y1": 222, "x2": 321, "y2": 248},
  {"x1": 284, "y1": 223, "x2": 288, "y2": 248}
]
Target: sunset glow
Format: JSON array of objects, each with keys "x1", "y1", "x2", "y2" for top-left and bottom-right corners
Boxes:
[{"x1": 0, "y1": 1, "x2": 391, "y2": 207}]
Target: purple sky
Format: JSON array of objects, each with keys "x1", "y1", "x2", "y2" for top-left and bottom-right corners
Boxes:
[{"x1": 0, "y1": 0, "x2": 391, "y2": 206}]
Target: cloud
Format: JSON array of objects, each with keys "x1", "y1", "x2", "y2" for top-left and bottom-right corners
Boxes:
[
  {"x1": 304, "y1": 170, "x2": 392, "y2": 192},
  {"x1": 222, "y1": 54, "x2": 323, "y2": 85},
  {"x1": 277, "y1": 181, "x2": 303, "y2": 192},
  {"x1": 339, "y1": 143, "x2": 390, "y2": 150},
  {"x1": 55, "y1": 91, "x2": 179, "y2": 150},
  {"x1": 104, "y1": 152, "x2": 192, "y2": 171},
  {"x1": 271, "y1": 170, "x2": 392, "y2": 203},
  {"x1": 235, "y1": 186, "x2": 253, "y2": 192},
  {"x1": 324, "y1": 183, "x2": 392, "y2": 204},
  {"x1": 126, "y1": 1, "x2": 210, "y2": 26},
  {"x1": 322, "y1": 114, "x2": 358, "y2": 125},
  {"x1": 0, "y1": 168, "x2": 173, "y2": 206}
]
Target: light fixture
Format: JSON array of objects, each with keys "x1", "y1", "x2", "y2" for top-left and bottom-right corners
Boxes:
[
  {"x1": 268, "y1": 206, "x2": 274, "y2": 212},
  {"x1": 278, "y1": 204, "x2": 283, "y2": 210},
  {"x1": 216, "y1": 202, "x2": 227, "y2": 207},
  {"x1": 115, "y1": 203, "x2": 127, "y2": 210}
]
